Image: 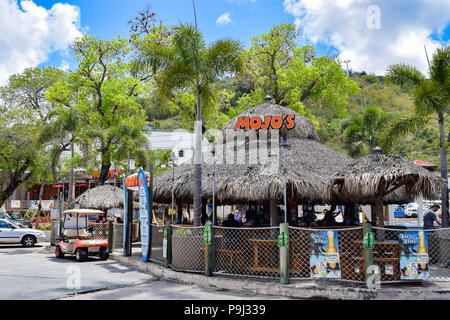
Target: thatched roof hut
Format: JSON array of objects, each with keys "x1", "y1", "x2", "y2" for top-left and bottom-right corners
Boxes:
[
  {"x1": 71, "y1": 185, "x2": 139, "y2": 210},
  {"x1": 327, "y1": 152, "x2": 445, "y2": 205},
  {"x1": 153, "y1": 99, "x2": 353, "y2": 204}
]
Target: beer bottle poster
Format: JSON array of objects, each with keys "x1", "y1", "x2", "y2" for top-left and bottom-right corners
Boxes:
[
  {"x1": 399, "y1": 231, "x2": 429, "y2": 280},
  {"x1": 310, "y1": 231, "x2": 341, "y2": 279}
]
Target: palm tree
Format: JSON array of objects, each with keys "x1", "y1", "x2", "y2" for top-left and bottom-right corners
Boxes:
[
  {"x1": 342, "y1": 106, "x2": 393, "y2": 157},
  {"x1": 135, "y1": 23, "x2": 244, "y2": 226},
  {"x1": 384, "y1": 46, "x2": 450, "y2": 227}
]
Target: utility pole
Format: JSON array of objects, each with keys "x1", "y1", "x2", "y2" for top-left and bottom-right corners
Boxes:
[{"x1": 343, "y1": 59, "x2": 351, "y2": 77}]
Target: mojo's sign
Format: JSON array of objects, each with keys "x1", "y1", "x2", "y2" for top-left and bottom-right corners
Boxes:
[{"x1": 235, "y1": 115, "x2": 295, "y2": 131}]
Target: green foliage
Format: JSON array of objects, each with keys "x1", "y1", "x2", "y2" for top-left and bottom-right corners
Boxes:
[{"x1": 342, "y1": 106, "x2": 393, "y2": 157}]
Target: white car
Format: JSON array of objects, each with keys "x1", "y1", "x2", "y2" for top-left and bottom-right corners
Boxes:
[
  {"x1": 405, "y1": 203, "x2": 418, "y2": 218},
  {"x1": 0, "y1": 219, "x2": 45, "y2": 247}
]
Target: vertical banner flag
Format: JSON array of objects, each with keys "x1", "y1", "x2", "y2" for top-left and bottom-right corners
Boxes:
[
  {"x1": 122, "y1": 174, "x2": 127, "y2": 256},
  {"x1": 310, "y1": 231, "x2": 341, "y2": 279},
  {"x1": 399, "y1": 231, "x2": 429, "y2": 280},
  {"x1": 138, "y1": 168, "x2": 151, "y2": 262}
]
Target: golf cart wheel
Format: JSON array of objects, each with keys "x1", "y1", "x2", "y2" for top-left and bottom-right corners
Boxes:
[
  {"x1": 99, "y1": 247, "x2": 109, "y2": 260},
  {"x1": 21, "y1": 235, "x2": 36, "y2": 247},
  {"x1": 55, "y1": 246, "x2": 65, "y2": 259},
  {"x1": 75, "y1": 248, "x2": 88, "y2": 262}
]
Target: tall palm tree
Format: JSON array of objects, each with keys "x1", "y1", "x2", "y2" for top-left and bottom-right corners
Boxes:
[
  {"x1": 342, "y1": 106, "x2": 393, "y2": 157},
  {"x1": 384, "y1": 46, "x2": 450, "y2": 227},
  {"x1": 135, "y1": 23, "x2": 244, "y2": 226}
]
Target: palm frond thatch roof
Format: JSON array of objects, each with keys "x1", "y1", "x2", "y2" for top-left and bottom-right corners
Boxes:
[
  {"x1": 153, "y1": 101, "x2": 353, "y2": 204},
  {"x1": 327, "y1": 153, "x2": 445, "y2": 205},
  {"x1": 71, "y1": 184, "x2": 139, "y2": 210}
]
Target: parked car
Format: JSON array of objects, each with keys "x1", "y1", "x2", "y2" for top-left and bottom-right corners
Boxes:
[
  {"x1": 0, "y1": 212, "x2": 33, "y2": 229},
  {"x1": 0, "y1": 212, "x2": 32, "y2": 228},
  {"x1": 405, "y1": 203, "x2": 418, "y2": 218},
  {"x1": 393, "y1": 205, "x2": 405, "y2": 218},
  {"x1": 0, "y1": 219, "x2": 45, "y2": 246}
]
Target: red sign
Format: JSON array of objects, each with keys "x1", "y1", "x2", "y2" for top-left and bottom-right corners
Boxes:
[
  {"x1": 235, "y1": 115, "x2": 295, "y2": 131},
  {"x1": 90, "y1": 170, "x2": 124, "y2": 179},
  {"x1": 125, "y1": 172, "x2": 150, "y2": 187}
]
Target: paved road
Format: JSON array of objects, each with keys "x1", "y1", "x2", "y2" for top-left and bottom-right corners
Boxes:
[{"x1": 0, "y1": 244, "x2": 286, "y2": 300}]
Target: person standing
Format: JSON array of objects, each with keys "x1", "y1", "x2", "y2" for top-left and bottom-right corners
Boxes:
[
  {"x1": 423, "y1": 204, "x2": 442, "y2": 229},
  {"x1": 234, "y1": 210, "x2": 242, "y2": 224}
]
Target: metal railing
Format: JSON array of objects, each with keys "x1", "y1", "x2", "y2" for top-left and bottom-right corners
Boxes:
[
  {"x1": 213, "y1": 226, "x2": 280, "y2": 279},
  {"x1": 170, "y1": 225, "x2": 205, "y2": 273}
]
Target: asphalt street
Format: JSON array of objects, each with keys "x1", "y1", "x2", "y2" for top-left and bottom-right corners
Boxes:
[{"x1": 0, "y1": 244, "x2": 286, "y2": 300}]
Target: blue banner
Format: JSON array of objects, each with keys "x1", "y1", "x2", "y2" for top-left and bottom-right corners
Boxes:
[
  {"x1": 138, "y1": 168, "x2": 151, "y2": 262},
  {"x1": 122, "y1": 174, "x2": 127, "y2": 256}
]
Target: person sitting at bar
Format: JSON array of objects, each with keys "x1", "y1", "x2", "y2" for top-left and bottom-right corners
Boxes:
[
  {"x1": 222, "y1": 213, "x2": 241, "y2": 228},
  {"x1": 320, "y1": 205, "x2": 340, "y2": 226}
]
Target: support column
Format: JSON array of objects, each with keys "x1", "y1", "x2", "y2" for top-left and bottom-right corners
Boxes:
[
  {"x1": 279, "y1": 222, "x2": 289, "y2": 284},
  {"x1": 363, "y1": 222, "x2": 375, "y2": 288},
  {"x1": 124, "y1": 189, "x2": 134, "y2": 256},
  {"x1": 164, "y1": 220, "x2": 172, "y2": 268},
  {"x1": 204, "y1": 222, "x2": 214, "y2": 276}
]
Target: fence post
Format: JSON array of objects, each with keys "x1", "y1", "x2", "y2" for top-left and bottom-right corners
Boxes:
[
  {"x1": 164, "y1": 221, "x2": 172, "y2": 268},
  {"x1": 204, "y1": 222, "x2": 214, "y2": 276},
  {"x1": 363, "y1": 222, "x2": 375, "y2": 287},
  {"x1": 108, "y1": 220, "x2": 114, "y2": 252},
  {"x1": 279, "y1": 223, "x2": 290, "y2": 284}
]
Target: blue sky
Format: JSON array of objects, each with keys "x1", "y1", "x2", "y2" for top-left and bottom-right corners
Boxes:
[{"x1": 0, "y1": 0, "x2": 449, "y2": 84}]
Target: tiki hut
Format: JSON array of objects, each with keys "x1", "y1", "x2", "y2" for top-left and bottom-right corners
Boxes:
[
  {"x1": 71, "y1": 185, "x2": 139, "y2": 211},
  {"x1": 327, "y1": 150, "x2": 445, "y2": 225},
  {"x1": 153, "y1": 98, "x2": 354, "y2": 224}
]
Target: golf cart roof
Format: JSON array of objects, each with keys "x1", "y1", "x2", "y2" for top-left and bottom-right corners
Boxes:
[{"x1": 63, "y1": 209, "x2": 104, "y2": 215}]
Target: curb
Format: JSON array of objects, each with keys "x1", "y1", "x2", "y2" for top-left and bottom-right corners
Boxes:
[{"x1": 109, "y1": 253, "x2": 450, "y2": 300}]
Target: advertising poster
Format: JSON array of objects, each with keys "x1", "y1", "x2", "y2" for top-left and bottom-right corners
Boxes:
[
  {"x1": 138, "y1": 168, "x2": 151, "y2": 262},
  {"x1": 399, "y1": 231, "x2": 429, "y2": 280},
  {"x1": 310, "y1": 231, "x2": 341, "y2": 279}
]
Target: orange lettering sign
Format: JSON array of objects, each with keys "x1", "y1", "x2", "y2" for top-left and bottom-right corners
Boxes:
[{"x1": 235, "y1": 115, "x2": 296, "y2": 131}]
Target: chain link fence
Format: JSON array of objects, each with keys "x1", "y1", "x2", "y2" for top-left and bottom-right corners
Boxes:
[
  {"x1": 289, "y1": 227, "x2": 363, "y2": 282},
  {"x1": 112, "y1": 223, "x2": 124, "y2": 253},
  {"x1": 170, "y1": 225, "x2": 205, "y2": 273},
  {"x1": 371, "y1": 227, "x2": 450, "y2": 283},
  {"x1": 213, "y1": 226, "x2": 280, "y2": 279},
  {"x1": 87, "y1": 222, "x2": 109, "y2": 239},
  {"x1": 150, "y1": 225, "x2": 165, "y2": 264}
]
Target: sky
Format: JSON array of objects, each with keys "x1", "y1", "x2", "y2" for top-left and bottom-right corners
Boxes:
[{"x1": 0, "y1": 0, "x2": 449, "y2": 85}]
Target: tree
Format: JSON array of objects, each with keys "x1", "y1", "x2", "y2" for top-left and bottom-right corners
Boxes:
[
  {"x1": 0, "y1": 67, "x2": 64, "y2": 207},
  {"x1": 243, "y1": 23, "x2": 360, "y2": 119},
  {"x1": 384, "y1": 46, "x2": 450, "y2": 227},
  {"x1": 342, "y1": 106, "x2": 393, "y2": 157},
  {"x1": 134, "y1": 23, "x2": 244, "y2": 226},
  {"x1": 53, "y1": 35, "x2": 149, "y2": 185}
]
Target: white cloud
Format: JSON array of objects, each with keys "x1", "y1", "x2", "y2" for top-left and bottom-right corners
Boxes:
[
  {"x1": 216, "y1": 12, "x2": 232, "y2": 26},
  {"x1": 0, "y1": 0, "x2": 83, "y2": 85},
  {"x1": 284, "y1": 0, "x2": 450, "y2": 75}
]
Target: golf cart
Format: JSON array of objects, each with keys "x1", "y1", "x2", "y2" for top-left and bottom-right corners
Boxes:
[{"x1": 55, "y1": 209, "x2": 109, "y2": 262}]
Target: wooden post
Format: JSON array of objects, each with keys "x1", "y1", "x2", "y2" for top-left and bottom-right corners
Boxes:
[
  {"x1": 363, "y1": 222, "x2": 375, "y2": 287},
  {"x1": 204, "y1": 222, "x2": 214, "y2": 276},
  {"x1": 270, "y1": 199, "x2": 279, "y2": 226},
  {"x1": 108, "y1": 220, "x2": 113, "y2": 252},
  {"x1": 279, "y1": 222, "x2": 290, "y2": 284},
  {"x1": 164, "y1": 220, "x2": 172, "y2": 268},
  {"x1": 125, "y1": 190, "x2": 134, "y2": 256}
]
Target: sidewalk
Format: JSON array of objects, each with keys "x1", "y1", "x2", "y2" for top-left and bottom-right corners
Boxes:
[{"x1": 109, "y1": 248, "x2": 450, "y2": 300}]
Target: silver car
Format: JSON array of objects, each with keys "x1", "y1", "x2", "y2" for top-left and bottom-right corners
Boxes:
[{"x1": 0, "y1": 219, "x2": 45, "y2": 247}]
